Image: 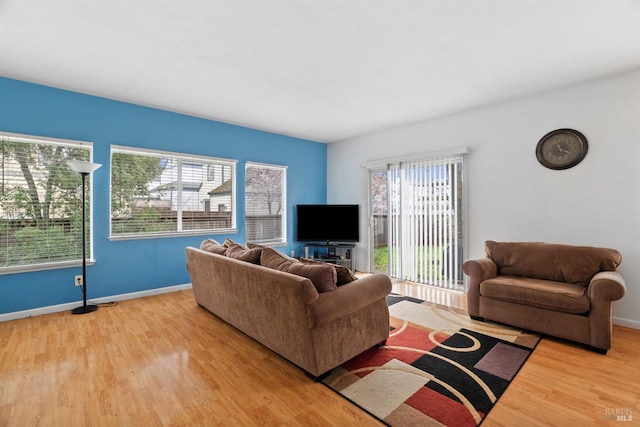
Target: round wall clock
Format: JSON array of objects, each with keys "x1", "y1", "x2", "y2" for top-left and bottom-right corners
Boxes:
[{"x1": 535, "y1": 128, "x2": 588, "y2": 170}]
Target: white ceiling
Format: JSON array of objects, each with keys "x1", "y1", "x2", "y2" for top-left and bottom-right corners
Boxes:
[{"x1": 1, "y1": 1, "x2": 639, "y2": 143}]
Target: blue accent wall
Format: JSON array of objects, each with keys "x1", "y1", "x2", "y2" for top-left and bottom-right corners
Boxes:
[{"x1": 0, "y1": 77, "x2": 327, "y2": 314}]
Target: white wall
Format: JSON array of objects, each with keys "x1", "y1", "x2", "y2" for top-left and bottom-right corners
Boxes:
[{"x1": 327, "y1": 69, "x2": 640, "y2": 328}]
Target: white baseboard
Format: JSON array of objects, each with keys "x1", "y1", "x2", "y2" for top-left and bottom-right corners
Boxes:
[
  {"x1": 613, "y1": 316, "x2": 640, "y2": 330},
  {"x1": 0, "y1": 283, "x2": 193, "y2": 323}
]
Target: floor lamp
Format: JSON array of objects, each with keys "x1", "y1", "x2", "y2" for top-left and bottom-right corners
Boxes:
[{"x1": 67, "y1": 160, "x2": 102, "y2": 315}]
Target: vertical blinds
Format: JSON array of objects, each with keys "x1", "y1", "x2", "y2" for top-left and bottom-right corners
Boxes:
[{"x1": 388, "y1": 154, "x2": 464, "y2": 290}]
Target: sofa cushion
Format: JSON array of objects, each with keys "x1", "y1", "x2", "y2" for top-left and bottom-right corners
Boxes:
[
  {"x1": 300, "y1": 257, "x2": 358, "y2": 286},
  {"x1": 200, "y1": 239, "x2": 227, "y2": 255},
  {"x1": 485, "y1": 241, "x2": 622, "y2": 285},
  {"x1": 225, "y1": 243, "x2": 262, "y2": 264},
  {"x1": 261, "y1": 248, "x2": 337, "y2": 293},
  {"x1": 480, "y1": 275, "x2": 590, "y2": 314}
]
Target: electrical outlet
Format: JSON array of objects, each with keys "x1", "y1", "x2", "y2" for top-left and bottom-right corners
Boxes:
[{"x1": 74, "y1": 275, "x2": 83, "y2": 286}]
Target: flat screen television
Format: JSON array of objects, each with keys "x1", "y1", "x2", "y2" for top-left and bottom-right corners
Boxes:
[{"x1": 296, "y1": 204, "x2": 360, "y2": 243}]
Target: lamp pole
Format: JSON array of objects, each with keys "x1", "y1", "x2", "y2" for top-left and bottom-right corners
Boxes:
[{"x1": 67, "y1": 161, "x2": 101, "y2": 315}]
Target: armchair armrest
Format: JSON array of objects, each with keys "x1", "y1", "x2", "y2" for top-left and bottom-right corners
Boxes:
[
  {"x1": 586, "y1": 271, "x2": 626, "y2": 350},
  {"x1": 463, "y1": 257, "x2": 498, "y2": 317},
  {"x1": 588, "y1": 271, "x2": 626, "y2": 302},
  {"x1": 463, "y1": 257, "x2": 498, "y2": 283},
  {"x1": 307, "y1": 273, "x2": 392, "y2": 329}
]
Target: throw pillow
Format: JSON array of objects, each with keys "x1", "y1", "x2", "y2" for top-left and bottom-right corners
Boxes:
[
  {"x1": 260, "y1": 248, "x2": 337, "y2": 292},
  {"x1": 300, "y1": 257, "x2": 358, "y2": 286},
  {"x1": 286, "y1": 262, "x2": 338, "y2": 293},
  {"x1": 260, "y1": 247, "x2": 296, "y2": 270},
  {"x1": 223, "y1": 237, "x2": 239, "y2": 247},
  {"x1": 200, "y1": 239, "x2": 227, "y2": 255},
  {"x1": 225, "y1": 243, "x2": 262, "y2": 264}
]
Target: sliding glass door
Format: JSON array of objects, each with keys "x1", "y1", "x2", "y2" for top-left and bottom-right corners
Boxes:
[
  {"x1": 369, "y1": 152, "x2": 465, "y2": 290},
  {"x1": 370, "y1": 169, "x2": 389, "y2": 273}
]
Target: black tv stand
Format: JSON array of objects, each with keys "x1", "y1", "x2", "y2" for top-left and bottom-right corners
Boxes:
[{"x1": 303, "y1": 243, "x2": 356, "y2": 271}]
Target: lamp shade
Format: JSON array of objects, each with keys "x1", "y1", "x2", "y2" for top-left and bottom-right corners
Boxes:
[{"x1": 67, "y1": 160, "x2": 102, "y2": 174}]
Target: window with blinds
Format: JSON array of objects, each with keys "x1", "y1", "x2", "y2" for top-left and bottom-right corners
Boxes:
[
  {"x1": 0, "y1": 132, "x2": 94, "y2": 272},
  {"x1": 110, "y1": 146, "x2": 236, "y2": 238},
  {"x1": 387, "y1": 153, "x2": 465, "y2": 290},
  {"x1": 245, "y1": 162, "x2": 286, "y2": 245}
]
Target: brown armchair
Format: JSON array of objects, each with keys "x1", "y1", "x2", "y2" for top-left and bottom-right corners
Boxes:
[{"x1": 463, "y1": 241, "x2": 626, "y2": 354}]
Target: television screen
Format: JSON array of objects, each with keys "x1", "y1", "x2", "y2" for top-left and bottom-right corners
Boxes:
[{"x1": 296, "y1": 204, "x2": 360, "y2": 242}]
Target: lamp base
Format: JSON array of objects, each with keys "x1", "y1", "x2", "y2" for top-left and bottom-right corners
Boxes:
[{"x1": 71, "y1": 304, "x2": 98, "y2": 315}]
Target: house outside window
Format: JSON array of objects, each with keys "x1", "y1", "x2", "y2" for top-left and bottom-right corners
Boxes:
[
  {"x1": 110, "y1": 146, "x2": 236, "y2": 238},
  {"x1": 245, "y1": 162, "x2": 286, "y2": 245},
  {"x1": 0, "y1": 132, "x2": 95, "y2": 273}
]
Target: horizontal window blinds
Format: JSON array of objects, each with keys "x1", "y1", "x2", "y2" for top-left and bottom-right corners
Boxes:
[
  {"x1": 0, "y1": 133, "x2": 93, "y2": 272},
  {"x1": 110, "y1": 146, "x2": 236, "y2": 238},
  {"x1": 245, "y1": 162, "x2": 286, "y2": 244}
]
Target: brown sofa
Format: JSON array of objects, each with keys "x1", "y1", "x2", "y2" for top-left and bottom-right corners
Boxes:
[
  {"x1": 185, "y1": 246, "x2": 392, "y2": 378},
  {"x1": 463, "y1": 241, "x2": 626, "y2": 353}
]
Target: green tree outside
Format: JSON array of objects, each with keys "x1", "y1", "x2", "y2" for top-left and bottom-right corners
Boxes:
[
  {"x1": 0, "y1": 140, "x2": 164, "y2": 267},
  {"x1": 110, "y1": 152, "x2": 169, "y2": 234}
]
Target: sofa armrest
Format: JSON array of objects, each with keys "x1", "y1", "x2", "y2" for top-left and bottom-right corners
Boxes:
[
  {"x1": 588, "y1": 271, "x2": 626, "y2": 302},
  {"x1": 307, "y1": 273, "x2": 392, "y2": 329},
  {"x1": 463, "y1": 257, "x2": 498, "y2": 317},
  {"x1": 463, "y1": 257, "x2": 498, "y2": 283}
]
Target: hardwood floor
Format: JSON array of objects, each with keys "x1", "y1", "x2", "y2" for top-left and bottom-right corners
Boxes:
[{"x1": 0, "y1": 285, "x2": 638, "y2": 426}]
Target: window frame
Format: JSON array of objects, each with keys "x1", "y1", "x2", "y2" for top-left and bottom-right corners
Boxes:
[
  {"x1": 109, "y1": 145, "x2": 237, "y2": 240},
  {"x1": 0, "y1": 131, "x2": 96, "y2": 274},
  {"x1": 244, "y1": 161, "x2": 287, "y2": 246}
]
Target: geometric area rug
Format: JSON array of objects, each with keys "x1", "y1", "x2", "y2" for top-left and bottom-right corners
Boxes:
[{"x1": 322, "y1": 295, "x2": 541, "y2": 426}]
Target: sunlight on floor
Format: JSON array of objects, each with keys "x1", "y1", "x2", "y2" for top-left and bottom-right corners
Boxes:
[
  {"x1": 391, "y1": 280, "x2": 467, "y2": 311},
  {"x1": 355, "y1": 271, "x2": 467, "y2": 312}
]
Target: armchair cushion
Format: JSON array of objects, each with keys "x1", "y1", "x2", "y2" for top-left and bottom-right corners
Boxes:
[{"x1": 480, "y1": 276, "x2": 590, "y2": 314}]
